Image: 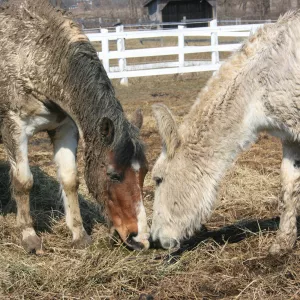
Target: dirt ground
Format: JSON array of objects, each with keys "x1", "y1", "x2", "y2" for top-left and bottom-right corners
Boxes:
[{"x1": 0, "y1": 73, "x2": 299, "y2": 299}]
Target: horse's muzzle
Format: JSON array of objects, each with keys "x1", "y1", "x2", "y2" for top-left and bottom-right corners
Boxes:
[
  {"x1": 111, "y1": 229, "x2": 149, "y2": 250},
  {"x1": 125, "y1": 232, "x2": 146, "y2": 250}
]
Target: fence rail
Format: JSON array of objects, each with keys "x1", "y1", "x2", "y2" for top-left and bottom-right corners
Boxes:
[{"x1": 86, "y1": 21, "x2": 265, "y2": 84}]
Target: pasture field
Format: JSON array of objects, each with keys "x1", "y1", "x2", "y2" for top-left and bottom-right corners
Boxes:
[{"x1": 0, "y1": 72, "x2": 300, "y2": 299}]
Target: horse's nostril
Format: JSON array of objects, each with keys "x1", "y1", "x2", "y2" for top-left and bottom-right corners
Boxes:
[{"x1": 127, "y1": 232, "x2": 138, "y2": 240}]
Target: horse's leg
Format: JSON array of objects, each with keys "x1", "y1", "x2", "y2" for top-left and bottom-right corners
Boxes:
[
  {"x1": 49, "y1": 119, "x2": 91, "y2": 248},
  {"x1": 269, "y1": 141, "x2": 300, "y2": 254},
  {"x1": 2, "y1": 118, "x2": 42, "y2": 253}
]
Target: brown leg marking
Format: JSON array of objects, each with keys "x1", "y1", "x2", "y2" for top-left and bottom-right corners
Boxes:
[
  {"x1": 14, "y1": 188, "x2": 42, "y2": 254},
  {"x1": 63, "y1": 181, "x2": 92, "y2": 249},
  {"x1": 2, "y1": 118, "x2": 43, "y2": 254},
  {"x1": 11, "y1": 158, "x2": 43, "y2": 254},
  {"x1": 13, "y1": 165, "x2": 43, "y2": 254}
]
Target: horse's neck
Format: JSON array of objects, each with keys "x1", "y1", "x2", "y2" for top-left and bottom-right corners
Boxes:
[
  {"x1": 69, "y1": 89, "x2": 124, "y2": 154},
  {"x1": 47, "y1": 45, "x2": 122, "y2": 145},
  {"x1": 181, "y1": 66, "x2": 264, "y2": 184}
]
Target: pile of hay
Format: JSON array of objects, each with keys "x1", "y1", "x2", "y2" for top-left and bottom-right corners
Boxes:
[{"x1": 1, "y1": 74, "x2": 299, "y2": 299}]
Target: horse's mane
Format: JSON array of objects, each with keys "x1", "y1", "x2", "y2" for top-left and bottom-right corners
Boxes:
[
  {"x1": 0, "y1": 0, "x2": 68, "y2": 21},
  {"x1": 66, "y1": 40, "x2": 145, "y2": 166}
]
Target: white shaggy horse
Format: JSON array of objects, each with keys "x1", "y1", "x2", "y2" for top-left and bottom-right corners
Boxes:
[{"x1": 151, "y1": 11, "x2": 300, "y2": 253}]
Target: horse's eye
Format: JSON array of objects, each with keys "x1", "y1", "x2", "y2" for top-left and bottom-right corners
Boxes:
[
  {"x1": 154, "y1": 176, "x2": 163, "y2": 187},
  {"x1": 107, "y1": 172, "x2": 122, "y2": 182}
]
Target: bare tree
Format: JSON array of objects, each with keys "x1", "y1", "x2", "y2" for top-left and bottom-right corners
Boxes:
[
  {"x1": 83, "y1": 2, "x2": 91, "y2": 11},
  {"x1": 129, "y1": 0, "x2": 137, "y2": 20},
  {"x1": 238, "y1": 0, "x2": 270, "y2": 19},
  {"x1": 49, "y1": 0, "x2": 62, "y2": 8},
  {"x1": 93, "y1": 0, "x2": 101, "y2": 8},
  {"x1": 218, "y1": 0, "x2": 271, "y2": 19},
  {"x1": 64, "y1": 0, "x2": 76, "y2": 8},
  {"x1": 71, "y1": 0, "x2": 144, "y2": 24}
]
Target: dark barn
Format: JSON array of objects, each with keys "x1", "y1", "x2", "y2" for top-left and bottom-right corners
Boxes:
[{"x1": 144, "y1": 0, "x2": 216, "y2": 27}]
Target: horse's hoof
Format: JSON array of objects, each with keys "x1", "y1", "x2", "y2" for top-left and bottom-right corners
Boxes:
[
  {"x1": 139, "y1": 294, "x2": 154, "y2": 300},
  {"x1": 72, "y1": 232, "x2": 92, "y2": 249},
  {"x1": 269, "y1": 243, "x2": 281, "y2": 255},
  {"x1": 22, "y1": 235, "x2": 44, "y2": 255},
  {"x1": 269, "y1": 241, "x2": 293, "y2": 255}
]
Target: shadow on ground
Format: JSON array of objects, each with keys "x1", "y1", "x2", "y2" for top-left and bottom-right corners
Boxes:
[
  {"x1": 0, "y1": 162, "x2": 105, "y2": 235},
  {"x1": 156, "y1": 216, "x2": 300, "y2": 262}
]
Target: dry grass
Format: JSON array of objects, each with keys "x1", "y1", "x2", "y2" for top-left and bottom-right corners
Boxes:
[{"x1": 1, "y1": 73, "x2": 300, "y2": 299}]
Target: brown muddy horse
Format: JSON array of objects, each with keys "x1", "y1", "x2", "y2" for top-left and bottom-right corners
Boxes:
[{"x1": 0, "y1": 0, "x2": 149, "y2": 253}]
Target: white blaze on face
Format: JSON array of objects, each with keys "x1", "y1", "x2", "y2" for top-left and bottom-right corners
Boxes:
[
  {"x1": 131, "y1": 160, "x2": 150, "y2": 249},
  {"x1": 133, "y1": 200, "x2": 150, "y2": 249},
  {"x1": 131, "y1": 160, "x2": 140, "y2": 172}
]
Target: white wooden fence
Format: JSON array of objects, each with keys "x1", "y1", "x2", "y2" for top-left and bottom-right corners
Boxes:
[{"x1": 86, "y1": 20, "x2": 265, "y2": 85}]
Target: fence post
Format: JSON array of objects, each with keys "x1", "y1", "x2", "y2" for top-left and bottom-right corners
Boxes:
[
  {"x1": 210, "y1": 19, "x2": 219, "y2": 66},
  {"x1": 236, "y1": 18, "x2": 241, "y2": 25},
  {"x1": 116, "y1": 25, "x2": 128, "y2": 86},
  {"x1": 100, "y1": 28, "x2": 109, "y2": 74},
  {"x1": 178, "y1": 25, "x2": 185, "y2": 72}
]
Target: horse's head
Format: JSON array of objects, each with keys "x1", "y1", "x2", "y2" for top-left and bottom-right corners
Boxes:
[
  {"x1": 150, "y1": 104, "x2": 213, "y2": 250},
  {"x1": 98, "y1": 109, "x2": 149, "y2": 250}
]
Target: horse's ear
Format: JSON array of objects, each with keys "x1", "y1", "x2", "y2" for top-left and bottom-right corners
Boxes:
[
  {"x1": 131, "y1": 108, "x2": 143, "y2": 129},
  {"x1": 152, "y1": 104, "x2": 180, "y2": 158},
  {"x1": 100, "y1": 117, "x2": 115, "y2": 145}
]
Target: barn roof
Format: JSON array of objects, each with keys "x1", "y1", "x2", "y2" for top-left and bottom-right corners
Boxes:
[
  {"x1": 143, "y1": 0, "x2": 215, "y2": 7},
  {"x1": 143, "y1": 0, "x2": 155, "y2": 6}
]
